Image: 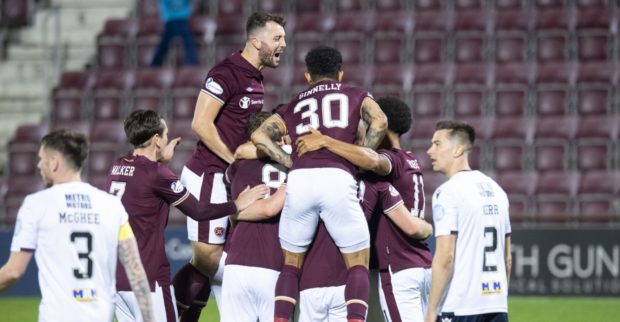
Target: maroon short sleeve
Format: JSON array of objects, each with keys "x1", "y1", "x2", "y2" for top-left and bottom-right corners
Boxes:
[
  {"x1": 202, "y1": 71, "x2": 234, "y2": 104},
  {"x1": 155, "y1": 164, "x2": 190, "y2": 206}
]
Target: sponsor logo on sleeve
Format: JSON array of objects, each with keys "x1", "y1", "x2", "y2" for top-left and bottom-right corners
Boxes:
[
  {"x1": 205, "y1": 77, "x2": 224, "y2": 95},
  {"x1": 433, "y1": 204, "x2": 445, "y2": 221},
  {"x1": 388, "y1": 185, "x2": 399, "y2": 197},
  {"x1": 170, "y1": 180, "x2": 185, "y2": 193}
]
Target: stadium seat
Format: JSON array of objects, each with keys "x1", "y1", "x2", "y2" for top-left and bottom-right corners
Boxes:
[
  {"x1": 534, "y1": 8, "x2": 572, "y2": 30},
  {"x1": 494, "y1": 33, "x2": 527, "y2": 63},
  {"x1": 334, "y1": 38, "x2": 365, "y2": 65},
  {"x1": 169, "y1": 120, "x2": 198, "y2": 144},
  {"x1": 413, "y1": 64, "x2": 452, "y2": 86},
  {"x1": 217, "y1": 0, "x2": 245, "y2": 16},
  {"x1": 533, "y1": 198, "x2": 573, "y2": 223},
  {"x1": 575, "y1": 0, "x2": 607, "y2": 7},
  {"x1": 533, "y1": 141, "x2": 570, "y2": 172},
  {"x1": 52, "y1": 72, "x2": 94, "y2": 123},
  {"x1": 453, "y1": 90, "x2": 485, "y2": 117},
  {"x1": 87, "y1": 147, "x2": 118, "y2": 177},
  {"x1": 410, "y1": 118, "x2": 440, "y2": 144},
  {"x1": 412, "y1": 90, "x2": 443, "y2": 118},
  {"x1": 136, "y1": 0, "x2": 159, "y2": 18},
  {"x1": 373, "y1": 38, "x2": 405, "y2": 64},
  {"x1": 9, "y1": 123, "x2": 51, "y2": 148},
  {"x1": 578, "y1": 170, "x2": 618, "y2": 195},
  {"x1": 576, "y1": 142, "x2": 613, "y2": 171},
  {"x1": 535, "y1": 89, "x2": 568, "y2": 115},
  {"x1": 533, "y1": 170, "x2": 577, "y2": 222},
  {"x1": 97, "y1": 19, "x2": 138, "y2": 69},
  {"x1": 534, "y1": 116, "x2": 578, "y2": 140},
  {"x1": 168, "y1": 146, "x2": 194, "y2": 175},
  {"x1": 494, "y1": 9, "x2": 531, "y2": 32},
  {"x1": 576, "y1": 8, "x2": 612, "y2": 30},
  {"x1": 496, "y1": 170, "x2": 538, "y2": 196},
  {"x1": 257, "y1": 0, "x2": 288, "y2": 13},
  {"x1": 421, "y1": 172, "x2": 447, "y2": 196},
  {"x1": 491, "y1": 142, "x2": 527, "y2": 173},
  {"x1": 454, "y1": 33, "x2": 485, "y2": 63},
  {"x1": 412, "y1": 35, "x2": 444, "y2": 64},
  {"x1": 454, "y1": 63, "x2": 489, "y2": 85},
  {"x1": 577, "y1": 33, "x2": 610, "y2": 61},
  {"x1": 535, "y1": 171, "x2": 578, "y2": 195},
  {"x1": 413, "y1": 10, "x2": 450, "y2": 32},
  {"x1": 92, "y1": 71, "x2": 132, "y2": 121},
  {"x1": 295, "y1": 1, "x2": 322, "y2": 12},
  {"x1": 4, "y1": 177, "x2": 44, "y2": 226},
  {"x1": 578, "y1": 61, "x2": 617, "y2": 84},
  {"x1": 494, "y1": 0, "x2": 525, "y2": 9},
  {"x1": 493, "y1": 88, "x2": 527, "y2": 116},
  {"x1": 8, "y1": 150, "x2": 38, "y2": 177},
  {"x1": 375, "y1": 11, "x2": 413, "y2": 34},
  {"x1": 578, "y1": 198, "x2": 617, "y2": 223},
  {"x1": 535, "y1": 33, "x2": 568, "y2": 62},
  {"x1": 494, "y1": 63, "x2": 533, "y2": 85},
  {"x1": 455, "y1": 0, "x2": 484, "y2": 9},
  {"x1": 535, "y1": 62, "x2": 576, "y2": 85},
  {"x1": 52, "y1": 122, "x2": 91, "y2": 139},
  {"x1": 373, "y1": 64, "x2": 414, "y2": 92},
  {"x1": 376, "y1": 0, "x2": 407, "y2": 11},
  {"x1": 333, "y1": 11, "x2": 375, "y2": 34},
  {"x1": 1, "y1": 0, "x2": 30, "y2": 28},
  {"x1": 292, "y1": 38, "x2": 322, "y2": 65},
  {"x1": 293, "y1": 12, "x2": 333, "y2": 34},
  {"x1": 576, "y1": 115, "x2": 619, "y2": 140},
  {"x1": 577, "y1": 88, "x2": 609, "y2": 115},
  {"x1": 453, "y1": 10, "x2": 489, "y2": 31},
  {"x1": 130, "y1": 69, "x2": 175, "y2": 114},
  {"x1": 491, "y1": 117, "x2": 533, "y2": 141},
  {"x1": 533, "y1": 0, "x2": 566, "y2": 8},
  {"x1": 577, "y1": 170, "x2": 619, "y2": 221},
  {"x1": 171, "y1": 94, "x2": 197, "y2": 120},
  {"x1": 508, "y1": 195, "x2": 529, "y2": 223},
  {"x1": 90, "y1": 122, "x2": 126, "y2": 145}
]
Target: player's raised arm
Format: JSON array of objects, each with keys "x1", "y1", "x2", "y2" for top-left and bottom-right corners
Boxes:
[
  {"x1": 251, "y1": 114, "x2": 292, "y2": 168},
  {"x1": 117, "y1": 222, "x2": 155, "y2": 322},
  {"x1": 360, "y1": 97, "x2": 388, "y2": 150},
  {"x1": 296, "y1": 127, "x2": 392, "y2": 176},
  {"x1": 192, "y1": 91, "x2": 235, "y2": 164},
  {"x1": 0, "y1": 251, "x2": 33, "y2": 291}
]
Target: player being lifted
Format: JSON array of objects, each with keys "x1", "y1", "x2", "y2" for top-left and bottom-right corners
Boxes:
[
  {"x1": 251, "y1": 45, "x2": 388, "y2": 322},
  {"x1": 172, "y1": 11, "x2": 286, "y2": 322}
]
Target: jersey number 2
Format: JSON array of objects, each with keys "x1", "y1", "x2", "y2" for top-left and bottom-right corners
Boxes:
[
  {"x1": 294, "y1": 93, "x2": 349, "y2": 135},
  {"x1": 483, "y1": 226, "x2": 498, "y2": 272},
  {"x1": 71, "y1": 232, "x2": 93, "y2": 279}
]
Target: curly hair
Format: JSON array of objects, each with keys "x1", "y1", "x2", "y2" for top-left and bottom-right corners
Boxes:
[
  {"x1": 376, "y1": 96, "x2": 412, "y2": 136},
  {"x1": 305, "y1": 45, "x2": 343, "y2": 81}
]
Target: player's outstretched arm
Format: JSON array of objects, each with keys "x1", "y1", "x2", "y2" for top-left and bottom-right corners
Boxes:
[
  {"x1": 360, "y1": 97, "x2": 388, "y2": 150},
  {"x1": 384, "y1": 204, "x2": 433, "y2": 240},
  {"x1": 0, "y1": 251, "x2": 32, "y2": 291},
  {"x1": 237, "y1": 185, "x2": 286, "y2": 221},
  {"x1": 425, "y1": 234, "x2": 456, "y2": 322},
  {"x1": 192, "y1": 92, "x2": 235, "y2": 164},
  {"x1": 297, "y1": 127, "x2": 392, "y2": 176},
  {"x1": 505, "y1": 235, "x2": 512, "y2": 286},
  {"x1": 251, "y1": 114, "x2": 292, "y2": 168},
  {"x1": 118, "y1": 223, "x2": 155, "y2": 322},
  {"x1": 175, "y1": 184, "x2": 270, "y2": 221}
]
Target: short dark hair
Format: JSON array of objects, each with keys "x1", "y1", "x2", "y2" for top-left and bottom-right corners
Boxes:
[
  {"x1": 41, "y1": 129, "x2": 89, "y2": 171},
  {"x1": 124, "y1": 109, "x2": 165, "y2": 148},
  {"x1": 376, "y1": 97, "x2": 411, "y2": 136},
  {"x1": 305, "y1": 46, "x2": 342, "y2": 81},
  {"x1": 246, "y1": 12, "x2": 286, "y2": 37},
  {"x1": 435, "y1": 120, "x2": 476, "y2": 150},
  {"x1": 246, "y1": 111, "x2": 272, "y2": 138}
]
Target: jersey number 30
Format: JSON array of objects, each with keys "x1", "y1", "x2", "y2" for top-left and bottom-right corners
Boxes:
[{"x1": 294, "y1": 93, "x2": 349, "y2": 135}]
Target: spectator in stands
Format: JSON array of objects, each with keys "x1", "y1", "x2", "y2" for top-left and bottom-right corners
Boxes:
[{"x1": 151, "y1": 0, "x2": 199, "y2": 66}]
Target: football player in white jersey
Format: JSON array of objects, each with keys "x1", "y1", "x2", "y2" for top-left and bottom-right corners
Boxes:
[
  {"x1": 0, "y1": 129, "x2": 155, "y2": 322},
  {"x1": 425, "y1": 121, "x2": 512, "y2": 322}
]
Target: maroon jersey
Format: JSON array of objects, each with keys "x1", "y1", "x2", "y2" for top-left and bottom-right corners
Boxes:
[
  {"x1": 276, "y1": 80, "x2": 373, "y2": 176},
  {"x1": 224, "y1": 158, "x2": 286, "y2": 271},
  {"x1": 187, "y1": 52, "x2": 265, "y2": 174},
  {"x1": 375, "y1": 148, "x2": 433, "y2": 273},
  {"x1": 106, "y1": 154, "x2": 190, "y2": 291},
  {"x1": 300, "y1": 178, "x2": 403, "y2": 290}
]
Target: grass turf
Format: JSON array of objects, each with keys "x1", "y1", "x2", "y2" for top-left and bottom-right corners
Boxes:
[{"x1": 0, "y1": 296, "x2": 618, "y2": 321}]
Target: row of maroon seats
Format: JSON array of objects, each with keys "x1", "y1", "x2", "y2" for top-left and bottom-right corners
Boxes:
[{"x1": 135, "y1": 0, "x2": 616, "y2": 19}]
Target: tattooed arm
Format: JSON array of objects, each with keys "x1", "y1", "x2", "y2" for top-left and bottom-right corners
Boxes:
[
  {"x1": 360, "y1": 97, "x2": 388, "y2": 150},
  {"x1": 250, "y1": 114, "x2": 292, "y2": 168},
  {"x1": 118, "y1": 223, "x2": 154, "y2": 322}
]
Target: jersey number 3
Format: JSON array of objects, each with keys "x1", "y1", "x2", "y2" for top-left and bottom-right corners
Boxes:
[
  {"x1": 294, "y1": 93, "x2": 349, "y2": 135},
  {"x1": 71, "y1": 232, "x2": 93, "y2": 279}
]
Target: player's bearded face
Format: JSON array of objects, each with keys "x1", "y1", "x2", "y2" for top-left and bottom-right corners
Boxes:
[{"x1": 258, "y1": 22, "x2": 286, "y2": 68}]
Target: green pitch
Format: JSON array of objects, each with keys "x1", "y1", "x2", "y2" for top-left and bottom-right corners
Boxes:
[{"x1": 0, "y1": 296, "x2": 619, "y2": 321}]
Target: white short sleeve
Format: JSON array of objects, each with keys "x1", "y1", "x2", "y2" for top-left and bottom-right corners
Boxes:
[
  {"x1": 11, "y1": 196, "x2": 41, "y2": 252},
  {"x1": 503, "y1": 195, "x2": 512, "y2": 236},
  {"x1": 432, "y1": 186, "x2": 458, "y2": 237}
]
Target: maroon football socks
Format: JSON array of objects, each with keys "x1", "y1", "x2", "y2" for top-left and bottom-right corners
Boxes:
[
  {"x1": 345, "y1": 265, "x2": 369, "y2": 321},
  {"x1": 172, "y1": 263, "x2": 210, "y2": 321},
  {"x1": 274, "y1": 264, "x2": 301, "y2": 321}
]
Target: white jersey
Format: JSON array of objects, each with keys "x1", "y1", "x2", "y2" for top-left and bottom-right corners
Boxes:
[
  {"x1": 431, "y1": 170, "x2": 511, "y2": 316},
  {"x1": 11, "y1": 181, "x2": 129, "y2": 322}
]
